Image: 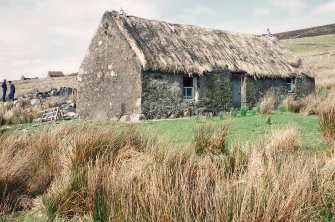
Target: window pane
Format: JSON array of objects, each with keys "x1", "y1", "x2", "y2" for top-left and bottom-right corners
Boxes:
[
  {"x1": 187, "y1": 88, "x2": 192, "y2": 97},
  {"x1": 183, "y1": 87, "x2": 193, "y2": 99}
]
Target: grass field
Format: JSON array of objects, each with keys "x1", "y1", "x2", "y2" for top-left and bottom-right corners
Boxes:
[
  {"x1": 10, "y1": 112, "x2": 325, "y2": 152},
  {"x1": 281, "y1": 34, "x2": 335, "y2": 88},
  {"x1": 142, "y1": 112, "x2": 325, "y2": 151}
]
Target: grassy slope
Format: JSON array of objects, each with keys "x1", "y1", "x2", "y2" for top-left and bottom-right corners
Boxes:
[
  {"x1": 142, "y1": 112, "x2": 325, "y2": 152},
  {"x1": 13, "y1": 76, "x2": 78, "y2": 96},
  {"x1": 281, "y1": 34, "x2": 335, "y2": 88}
]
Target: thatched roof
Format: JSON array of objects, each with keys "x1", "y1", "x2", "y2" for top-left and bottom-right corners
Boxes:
[{"x1": 108, "y1": 11, "x2": 311, "y2": 78}]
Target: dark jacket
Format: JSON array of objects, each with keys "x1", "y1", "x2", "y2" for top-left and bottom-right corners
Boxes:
[
  {"x1": 1, "y1": 82, "x2": 6, "y2": 91},
  {"x1": 10, "y1": 83, "x2": 15, "y2": 94}
]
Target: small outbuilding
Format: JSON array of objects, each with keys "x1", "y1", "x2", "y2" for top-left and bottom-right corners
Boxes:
[
  {"x1": 48, "y1": 71, "x2": 64, "y2": 78},
  {"x1": 77, "y1": 11, "x2": 315, "y2": 121}
]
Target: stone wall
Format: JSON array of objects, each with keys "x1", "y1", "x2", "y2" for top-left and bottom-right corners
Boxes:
[
  {"x1": 295, "y1": 75, "x2": 315, "y2": 98},
  {"x1": 141, "y1": 71, "x2": 232, "y2": 119},
  {"x1": 198, "y1": 71, "x2": 232, "y2": 111},
  {"x1": 77, "y1": 12, "x2": 143, "y2": 121},
  {"x1": 244, "y1": 74, "x2": 315, "y2": 108},
  {"x1": 244, "y1": 76, "x2": 287, "y2": 108}
]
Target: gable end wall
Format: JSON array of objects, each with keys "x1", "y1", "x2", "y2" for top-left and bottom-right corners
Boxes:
[{"x1": 77, "y1": 13, "x2": 143, "y2": 121}]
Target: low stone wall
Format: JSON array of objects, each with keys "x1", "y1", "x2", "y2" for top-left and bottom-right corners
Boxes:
[{"x1": 141, "y1": 71, "x2": 232, "y2": 119}]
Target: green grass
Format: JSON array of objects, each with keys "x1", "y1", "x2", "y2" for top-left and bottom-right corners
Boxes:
[
  {"x1": 281, "y1": 34, "x2": 335, "y2": 53},
  {"x1": 3, "y1": 113, "x2": 326, "y2": 152},
  {"x1": 142, "y1": 112, "x2": 326, "y2": 152}
]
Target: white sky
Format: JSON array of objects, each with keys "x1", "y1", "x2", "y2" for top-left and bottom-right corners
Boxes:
[{"x1": 0, "y1": 0, "x2": 334, "y2": 80}]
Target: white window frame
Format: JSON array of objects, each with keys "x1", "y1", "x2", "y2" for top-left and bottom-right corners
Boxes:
[
  {"x1": 183, "y1": 77, "x2": 198, "y2": 101},
  {"x1": 287, "y1": 78, "x2": 296, "y2": 93},
  {"x1": 183, "y1": 87, "x2": 193, "y2": 100}
]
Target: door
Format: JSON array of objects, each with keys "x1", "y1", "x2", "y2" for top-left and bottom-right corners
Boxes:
[{"x1": 232, "y1": 75, "x2": 241, "y2": 108}]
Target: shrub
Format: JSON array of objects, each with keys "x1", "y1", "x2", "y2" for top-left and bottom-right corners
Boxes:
[
  {"x1": 230, "y1": 107, "x2": 238, "y2": 117},
  {"x1": 317, "y1": 94, "x2": 335, "y2": 141},
  {"x1": 195, "y1": 113, "x2": 200, "y2": 121},
  {"x1": 251, "y1": 105, "x2": 260, "y2": 115},
  {"x1": 240, "y1": 106, "x2": 248, "y2": 117},
  {"x1": 260, "y1": 93, "x2": 276, "y2": 114},
  {"x1": 219, "y1": 111, "x2": 224, "y2": 120},
  {"x1": 278, "y1": 104, "x2": 285, "y2": 114},
  {"x1": 283, "y1": 95, "x2": 302, "y2": 113}
]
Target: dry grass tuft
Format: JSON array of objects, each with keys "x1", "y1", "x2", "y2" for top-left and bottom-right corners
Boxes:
[
  {"x1": 194, "y1": 122, "x2": 229, "y2": 155},
  {"x1": 260, "y1": 93, "x2": 276, "y2": 114},
  {"x1": 300, "y1": 94, "x2": 320, "y2": 115},
  {"x1": 317, "y1": 92, "x2": 335, "y2": 141},
  {"x1": 283, "y1": 95, "x2": 302, "y2": 113},
  {"x1": 0, "y1": 101, "x2": 42, "y2": 126},
  {"x1": 265, "y1": 126, "x2": 298, "y2": 154}
]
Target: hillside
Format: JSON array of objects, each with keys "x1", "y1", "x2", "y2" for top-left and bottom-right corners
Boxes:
[
  {"x1": 13, "y1": 75, "x2": 78, "y2": 96},
  {"x1": 276, "y1": 23, "x2": 335, "y2": 40},
  {"x1": 281, "y1": 34, "x2": 335, "y2": 88}
]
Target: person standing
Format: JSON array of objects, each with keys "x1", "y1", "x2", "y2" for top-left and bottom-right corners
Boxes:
[
  {"x1": 9, "y1": 81, "x2": 15, "y2": 101},
  {"x1": 1, "y1": 79, "x2": 7, "y2": 102}
]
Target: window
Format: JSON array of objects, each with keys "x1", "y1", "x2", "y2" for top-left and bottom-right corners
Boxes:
[
  {"x1": 183, "y1": 77, "x2": 194, "y2": 100},
  {"x1": 287, "y1": 78, "x2": 296, "y2": 93}
]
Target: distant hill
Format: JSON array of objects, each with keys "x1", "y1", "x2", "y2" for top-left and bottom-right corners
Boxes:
[{"x1": 275, "y1": 23, "x2": 335, "y2": 40}]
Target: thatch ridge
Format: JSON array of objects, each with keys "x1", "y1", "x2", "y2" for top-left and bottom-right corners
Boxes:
[{"x1": 109, "y1": 11, "x2": 311, "y2": 78}]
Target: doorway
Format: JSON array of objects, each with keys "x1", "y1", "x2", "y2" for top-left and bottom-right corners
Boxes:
[{"x1": 232, "y1": 75, "x2": 242, "y2": 108}]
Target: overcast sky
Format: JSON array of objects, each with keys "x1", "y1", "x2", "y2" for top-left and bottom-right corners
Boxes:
[{"x1": 0, "y1": 0, "x2": 334, "y2": 80}]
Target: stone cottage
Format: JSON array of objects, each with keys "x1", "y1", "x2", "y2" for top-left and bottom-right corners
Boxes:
[{"x1": 77, "y1": 11, "x2": 315, "y2": 121}]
